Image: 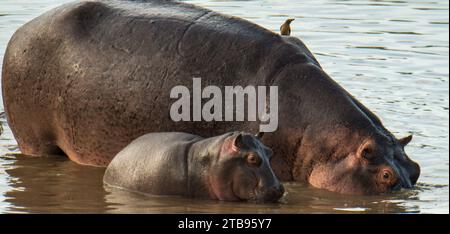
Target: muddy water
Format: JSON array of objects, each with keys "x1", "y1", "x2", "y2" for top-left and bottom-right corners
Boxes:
[{"x1": 0, "y1": 0, "x2": 448, "y2": 213}]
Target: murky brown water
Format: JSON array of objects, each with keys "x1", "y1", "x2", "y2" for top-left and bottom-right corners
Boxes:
[
  {"x1": 0, "y1": 153, "x2": 425, "y2": 214},
  {"x1": 0, "y1": 0, "x2": 448, "y2": 213}
]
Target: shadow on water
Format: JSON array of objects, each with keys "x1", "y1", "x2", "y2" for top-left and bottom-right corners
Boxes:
[{"x1": 1, "y1": 154, "x2": 421, "y2": 213}]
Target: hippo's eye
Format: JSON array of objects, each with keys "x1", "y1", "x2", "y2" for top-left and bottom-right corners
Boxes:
[
  {"x1": 380, "y1": 169, "x2": 395, "y2": 183},
  {"x1": 246, "y1": 154, "x2": 261, "y2": 167}
]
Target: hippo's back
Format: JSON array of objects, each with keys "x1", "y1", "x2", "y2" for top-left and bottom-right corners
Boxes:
[{"x1": 2, "y1": 0, "x2": 317, "y2": 166}]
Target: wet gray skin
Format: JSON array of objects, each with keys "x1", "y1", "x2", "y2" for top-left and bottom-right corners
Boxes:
[{"x1": 104, "y1": 132, "x2": 284, "y2": 202}]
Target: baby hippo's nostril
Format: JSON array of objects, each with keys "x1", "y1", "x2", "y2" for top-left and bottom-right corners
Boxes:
[{"x1": 263, "y1": 184, "x2": 285, "y2": 202}]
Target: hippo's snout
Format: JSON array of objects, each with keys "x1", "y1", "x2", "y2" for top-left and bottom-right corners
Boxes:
[
  {"x1": 409, "y1": 161, "x2": 421, "y2": 185},
  {"x1": 392, "y1": 163, "x2": 420, "y2": 191},
  {"x1": 393, "y1": 178, "x2": 412, "y2": 191},
  {"x1": 395, "y1": 159, "x2": 420, "y2": 191},
  {"x1": 257, "y1": 184, "x2": 285, "y2": 202}
]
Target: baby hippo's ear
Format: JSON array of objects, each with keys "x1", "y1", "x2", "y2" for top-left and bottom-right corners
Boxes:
[
  {"x1": 255, "y1": 132, "x2": 264, "y2": 139},
  {"x1": 232, "y1": 134, "x2": 246, "y2": 152}
]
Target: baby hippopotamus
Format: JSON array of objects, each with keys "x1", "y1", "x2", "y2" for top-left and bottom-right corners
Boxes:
[{"x1": 103, "y1": 132, "x2": 284, "y2": 202}]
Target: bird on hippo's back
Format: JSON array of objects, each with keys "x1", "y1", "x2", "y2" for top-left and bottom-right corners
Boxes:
[{"x1": 280, "y1": 18, "x2": 295, "y2": 36}]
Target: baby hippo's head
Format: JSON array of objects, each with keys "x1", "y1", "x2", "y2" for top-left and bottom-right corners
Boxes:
[{"x1": 208, "y1": 132, "x2": 284, "y2": 202}]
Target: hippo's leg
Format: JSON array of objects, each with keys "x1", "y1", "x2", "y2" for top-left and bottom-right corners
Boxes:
[
  {"x1": 20, "y1": 142, "x2": 64, "y2": 157},
  {"x1": 13, "y1": 128, "x2": 64, "y2": 157},
  {"x1": 58, "y1": 145, "x2": 111, "y2": 167}
]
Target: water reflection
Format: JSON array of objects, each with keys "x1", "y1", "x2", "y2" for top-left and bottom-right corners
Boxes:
[
  {"x1": 2, "y1": 154, "x2": 110, "y2": 213},
  {"x1": 1, "y1": 154, "x2": 422, "y2": 213}
]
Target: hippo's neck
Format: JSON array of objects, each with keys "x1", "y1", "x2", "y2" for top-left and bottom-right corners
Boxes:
[
  {"x1": 269, "y1": 62, "x2": 394, "y2": 181},
  {"x1": 186, "y1": 133, "x2": 233, "y2": 199}
]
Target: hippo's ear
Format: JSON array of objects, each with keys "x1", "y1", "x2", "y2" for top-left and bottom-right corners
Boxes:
[
  {"x1": 357, "y1": 139, "x2": 376, "y2": 160},
  {"x1": 232, "y1": 134, "x2": 246, "y2": 152},
  {"x1": 399, "y1": 135, "x2": 413, "y2": 147},
  {"x1": 255, "y1": 132, "x2": 264, "y2": 139}
]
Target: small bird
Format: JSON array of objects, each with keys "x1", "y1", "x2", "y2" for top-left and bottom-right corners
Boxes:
[{"x1": 280, "y1": 18, "x2": 295, "y2": 36}]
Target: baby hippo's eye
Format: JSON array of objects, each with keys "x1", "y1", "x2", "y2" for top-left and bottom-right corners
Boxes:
[{"x1": 246, "y1": 154, "x2": 262, "y2": 167}]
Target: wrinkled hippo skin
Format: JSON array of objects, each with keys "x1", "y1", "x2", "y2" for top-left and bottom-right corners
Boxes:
[
  {"x1": 104, "y1": 132, "x2": 284, "y2": 202},
  {"x1": 2, "y1": 0, "x2": 420, "y2": 195}
]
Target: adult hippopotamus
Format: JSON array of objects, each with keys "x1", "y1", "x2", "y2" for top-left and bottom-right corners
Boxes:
[
  {"x1": 2, "y1": 0, "x2": 420, "y2": 195},
  {"x1": 104, "y1": 132, "x2": 284, "y2": 202}
]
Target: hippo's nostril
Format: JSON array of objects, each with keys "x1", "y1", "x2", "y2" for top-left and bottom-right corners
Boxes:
[
  {"x1": 269, "y1": 184, "x2": 285, "y2": 201},
  {"x1": 257, "y1": 185, "x2": 285, "y2": 203}
]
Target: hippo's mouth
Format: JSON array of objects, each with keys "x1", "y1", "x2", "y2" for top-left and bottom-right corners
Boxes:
[
  {"x1": 233, "y1": 176, "x2": 259, "y2": 202},
  {"x1": 230, "y1": 181, "x2": 246, "y2": 201}
]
